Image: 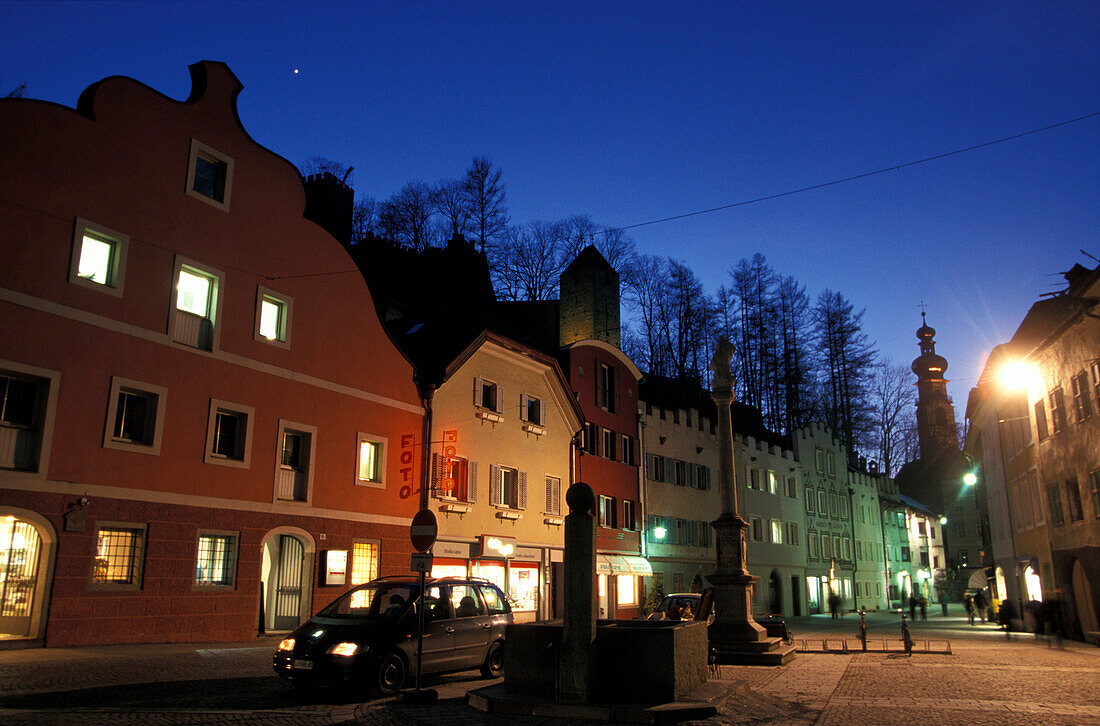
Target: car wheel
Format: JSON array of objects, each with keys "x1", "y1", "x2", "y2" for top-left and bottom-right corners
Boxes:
[
  {"x1": 376, "y1": 653, "x2": 406, "y2": 696},
  {"x1": 480, "y1": 640, "x2": 504, "y2": 678}
]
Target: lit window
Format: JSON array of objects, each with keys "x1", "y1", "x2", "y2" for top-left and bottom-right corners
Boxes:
[
  {"x1": 351, "y1": 542, "x2": 379, "y2": 586},
  {"x1": 357, "y1": 435, "x2": 384, "y2": 485},
  {"x1": 171, "y1": 259, "x2": 222, "y2": 351},
  {"x1": 186, "y1": 139, "x2": 233, "y2": 210},
  {"x1": 195, "y1": 533, "x2": 237, "y2": 587},
  {"x1": 770, "y1": 519, "x2": 783, "y2": 544},
  {"x1": 767, "y1": 470, "x2": 777, "y2": 494},
  {"x1": 204, "y1": 400, "x2": 253, "y2": 469},
  {"x1": 91, "y1": 524, "x2": 145, "y2": 589},
  {"x1": 616, "y1": 574, "x2": 636, "y2": 606},
  {"x1": 256, "y1": 290, "x2": 291, "y2": 345},
  {"x1": 69, "y1": 219, "x2": 128, "y2": 295}
]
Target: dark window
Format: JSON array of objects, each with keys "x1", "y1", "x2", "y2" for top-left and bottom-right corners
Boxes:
[
  {"x1": 0, "y1": 374, "x2": 38, "y2": 427},
  {"x1": 598, "y1": 494, "x2": 617, "y2": 528},
  {"x1": 193, "y1": 155, "x2": 227, "y2": 201},
  {"x1": 583, "y1": 422, "x2": 598, "y2": 455},
  {"x1": 1050, "y1": 388, "x2": 1067, "y2": 433},
  {"x1": 597, "y1": 362, "x2": 616, "y2": 413},
  {"x1": 213, "y1": 410, "x2": 246, "y2": 460},
  {"x1": 113, "y1": 389, "x2": 156, "y2": 445},
  {"x1": 1048, "y1": 483, "x2": 1065, "y2": 526},
  {"x1": 1090, "y1": 470, "x2": 1100, "y2": 519},
  {"x1": 1072, "y1": 372, "x2": 1092, "y2": 422},
  {"x1": 622, "y1": 499, "x2": 636, "y2": 530},
  {"x1": 1066, "y1": 478, "x2": 1084, "y2": 522},
  {"x1": 524, "y1": 395, "x2": 541, "y2": 425},
  {"x1": 479, "y1": 379, "x2": 498, "y2": 411},
  {"x1": 901, "y1": 546, "x2": 910, "y2": 562},
  {"x1": 601, "y1": 428, "x2": 616, "y2": 460}
]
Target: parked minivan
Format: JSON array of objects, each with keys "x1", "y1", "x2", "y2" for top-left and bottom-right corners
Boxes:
[{"x1": 273, "y1": 576, "x2": 512, "y2": 694}]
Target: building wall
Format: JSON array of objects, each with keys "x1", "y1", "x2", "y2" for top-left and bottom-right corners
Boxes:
[
  {"x1": 426, "y1": 338, "x2": 578, "y2": 622},
  {"x1": 0, "y1": 63, "x2": 422, "y2": 646},
  {"x1": 848, "y1": 468, "x2": 889, "y2": 611}
]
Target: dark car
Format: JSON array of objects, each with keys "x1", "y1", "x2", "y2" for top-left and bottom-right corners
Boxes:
[
  {"x1": 644, "y1": 593, "x2": 704, "y2": 621},
  {"x1": 273, "y1": 576, "x2": 512, "y2": 695}
]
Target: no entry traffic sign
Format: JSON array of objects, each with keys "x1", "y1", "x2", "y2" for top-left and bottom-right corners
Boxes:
[{"x1": 410, "y1": 509, "x2": 437, "y2": 552}]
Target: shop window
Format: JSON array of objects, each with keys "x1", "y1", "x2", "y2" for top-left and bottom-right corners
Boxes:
[
  {"x1": 351, "y1": 541, "x2": 379, "y2": 586},
  {"x1": 616, "y1": 575, "x2": 636, "y2": 606},
  {"x1": 508, "y1": 564, "x2": 539, "y2": 612}
]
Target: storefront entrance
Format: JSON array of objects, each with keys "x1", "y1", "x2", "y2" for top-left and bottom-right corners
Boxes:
[{"x1": 0, "y1": 516, "x2": 41, "y2": 638}]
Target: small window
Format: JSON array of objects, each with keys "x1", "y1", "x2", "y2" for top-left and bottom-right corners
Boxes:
[
  {"x1": 770, "y1": 519, "x2": 783, "y2": 544},
  {"x1": 696, "y1": 464, "x2": 711, "y2": 490},
  {"x1": 622, "y1": 499, "x2": 636, "y2": 530},
  {"x1": 814, "y1": 448, "x2": 824, "y2": 473},
  {"x1": 255, "y1": 287, "x2": 292, "y2": 347},
  {"x1": 829, "y1": 493, "x2": 839, "y2": 518},
  {"x1": 805, "y1": 487, "x2": 815, "y2": 513},
  {"x1": 195, "y1": 531, "x2": 237, "y2": 588},
  {"x1": 276, "y1": 421, "x2": 316, "y2": 503},
  {"x1": 901, "y1": 546, "x2": 910, "y2": 562},
  {"x1": 818, "y1": 491, "x2": 828, "y2": 516},
  {"x1": 69, "y1": 218, "x2": 128, "y2": 296},
  {"x1": 766, "y1": 470, "x2": 777, "y2": 494},
  {"x1": 808, "y1": 532, "x2": 819, "y2": 558},
  {"x1": 602, "y1": 428, "x2": 617, "y2": 460},
  {"x1": 1048, "y1": 483, "x2": 1065, "y2": 526},
  {"x1": 103, "y1": 377, "x2": 167, "y2": 455},
  {"x1": 545, "y1": 475, "x2": 561, "y2": 515},
  {"x1": 204, "y1": 400, "x2": 254, "y2": 469},
  {"x1": 751, "y1": 517, "x2": 762, "y2": 541},
  {"x1": 674, "y1": 459, "x2": 686, "y2": 485},
  {"x1": 598, "y1": 494, "x2": 617, "y2": 528},
  {"x1": 186, "y1": 138, "x2": 234, "y2": 210},
  {"x1": 350, "y1": 541, "x2": 380, "y2": 586},
  {"x1": 170, "y1": 258, "x2": 223, "y2": 351},
  {"x1": 1092, "y1": 363, "x2": 1100, "y2": 410},
  {"x1": 1066, "y1": 478, "x2": 1084, "y2": 522},
  {"x1": 748, "y1": 467, "x2": 761, "y2": 490},
  {"x1": 1090, "y1": 470, "x2": 1100, "y2": 520},
  {"x1": 826, "y1": 451, "x2": 836, "y2": 477},
  {"x1": 621, "y1": 435, "x2": 635, "y2": 465},
  {"x1": 491, "y1": 465, "x2": 525, "y2": 509},
  {"x1": 522, "y1": 394, "x2": 542, "y2": 426},
  {"x1": 839, "y1": 497, "x2": 849, "y2": 520},
  {"x1": 477, "y1": 378, "x2": 499, "y2": 412},
  {"x1": 91, "y1": 523, "x2": 146, "y2": 590},
  {"x1": 786, "y1": 476, "x2": 797, "y2": 498},
  {"x1": 356, "y1": 433, "x2": 386, "y2": 487},
  {"x1": 1072, "y1": 372, "x2": 1092, "y2": 422},
  {"x1": 1050, "y1": 388, "x2": 1067, "y2": 433},
  {"x1": 583, "y1": 422, "x2": 599, "y2": 455},
  {"x1": 0, "y1": 363, "x2": 58, "y2": 473},
  {"x1": 597, "y1": 362, "x2": 616, "y2": 412},
  {"x1": 787, "y1": 522, "x2": 799, "y2": 546}
]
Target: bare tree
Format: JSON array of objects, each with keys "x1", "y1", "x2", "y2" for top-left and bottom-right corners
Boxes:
[
  {"x1": 433, "y1": 178, "x2": 472, "y2": 240},
  {"x1": 624, "y1": 254, "x2": 670, "y2": 375},
  {"x1": 559, "y1": 215, "x2": 637, "y2": 289},
  {"x1": 378, "y1": 181, "x2": 438, "y2": 252},
  {"x1": 490, "y1": 221, "x2": 566, "y2": 301},
  {"x1": 350, "y1": 197, "x2": 378, "y2": 244},
  {"x1": 463, "y1": 156, "x2": 509, "y2": 255},
  {"x1": 868, "y1": 361, "x2": 918, "y2": 476},
  {"x1": 812, "y1": 289, "x2": 878, "y2": 454}
]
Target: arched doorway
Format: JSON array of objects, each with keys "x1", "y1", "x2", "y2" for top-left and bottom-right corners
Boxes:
[
  {"x1": 995, "y1": 566, "x2": 1008, "y2": 601},
  {"x1": 767, "y1": 571, "x2": 782, "y2": 615},
  {"x1": 259, "y1": 528, "x2": 314, "y2": 633},
  {"x1": 0, "y1": 509, "x2": 55, "y2": 642},
  {"x1": 1071, "y1": 560, "x2": 1098, "y2": 635},
  {"x1": 1023, "y1": 565, "x2": 1043, "y2": 602}
]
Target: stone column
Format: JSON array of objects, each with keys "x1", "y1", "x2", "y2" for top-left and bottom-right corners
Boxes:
[
  {"x1": 557, "y1": 482, "x2": 597, "y2": 703},
  {"x1": 708, "y1": 336, "x2": 767, "y2": 645}
]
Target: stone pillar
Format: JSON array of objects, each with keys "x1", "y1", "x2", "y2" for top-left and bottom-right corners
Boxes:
[
  {"x1": 558, "y1": 482, "x2": 597, "y2": 703},
  {"x1": 708, "y1": 337, "x2": 767, "y2": 646}
]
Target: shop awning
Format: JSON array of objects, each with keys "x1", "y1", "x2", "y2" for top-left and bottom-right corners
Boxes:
[
  {"x1": 595, "y1": 555, "x2": 631, "y2": 574},
  {"x1": 622, "y1": 556, "x2": 653, "y2": 575}
]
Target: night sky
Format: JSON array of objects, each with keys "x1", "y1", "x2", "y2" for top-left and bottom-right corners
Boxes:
[{"x1": 4, "y1": 1, "x2": 1098, "y2": 414}]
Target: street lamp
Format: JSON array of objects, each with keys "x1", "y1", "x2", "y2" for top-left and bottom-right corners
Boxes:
[{"x1": 962, "y1": 471, "x2": 978, "y2": 487}]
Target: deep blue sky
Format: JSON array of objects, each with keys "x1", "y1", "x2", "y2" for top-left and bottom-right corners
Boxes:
[{"x1": 4, "y1": 1, "x2": 1099, "y2": 414}]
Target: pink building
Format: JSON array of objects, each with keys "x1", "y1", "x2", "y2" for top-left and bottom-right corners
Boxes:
[{"x1": 0, "y1": 62, "x2": 423, "y2": 647}]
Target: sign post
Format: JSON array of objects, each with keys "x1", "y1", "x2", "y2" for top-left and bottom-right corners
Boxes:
[{"x1": 407, "y1": 509, "x2": 437, "y2": 701}]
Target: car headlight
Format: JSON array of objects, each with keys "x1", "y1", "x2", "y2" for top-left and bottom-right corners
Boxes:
[
  {"x1": 326, "y1": 642, "x2": 361, "y2": 657},
  {"x1": 277, "y1": 638, "x2": 295, "y2": 652}
]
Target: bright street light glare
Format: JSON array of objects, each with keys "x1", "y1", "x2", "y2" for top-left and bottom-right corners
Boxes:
[
  {"x1": 997, "y1": 360, "x2": 1037, "y2": 391},
  {"x1": 963, "y1": 472, "x2": 978, "y2": 486}
]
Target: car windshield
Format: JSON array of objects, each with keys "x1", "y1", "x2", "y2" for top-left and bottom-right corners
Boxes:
[{"x1": 318, "y1": 581, "x2": 420, "y2": 619}]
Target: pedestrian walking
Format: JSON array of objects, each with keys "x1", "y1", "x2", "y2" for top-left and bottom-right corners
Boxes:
[
  {"x1": 828, "y1": 590, "x2": 840, "y2": 619},
  {"x1": 1044, "y1": 591, "x2": 1064, "y2": 649},
  {"x1": 1026, "y1": 599, "x2": 1044, "y2": 640},
  {"x1": 919, "y1": 596, "x2": 928, "y2": 621},
  {"x1": 964, "y1": 594, "x2": 975, "y2": 625},
  {"x1": 974, "y1": 590, "x2": 988, "y2": 623},
  {"x1": 938, "y1": 590, "x2": 949, "y2": 617},
  {"x1": 999, "y1": 598, "x2": 1015, "y2": 640},
  {"x1": 909, "y1": 594, "x2": 917, "y2": 620}
]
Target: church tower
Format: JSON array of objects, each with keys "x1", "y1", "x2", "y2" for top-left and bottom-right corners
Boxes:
[
  {"x1": 558, "y1": 245, "x2": 620, "y2": 348},
  {"x1": 910, "y1": 312, "x2": 958, "y2": 460}
]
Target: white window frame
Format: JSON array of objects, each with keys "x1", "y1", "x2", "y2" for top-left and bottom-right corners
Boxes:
[
  {"x1": 476, "y1": 377, "x2": 500, "y2": 413},
  {"x1": 103, "y1": 376, "x2": 167, "y2": 456},
  {"x1": 355, "y1": 432, "x2": 387, "y2": 488},
  {"x1": 186, "y1": 138, "x2": 234, "y2": 211},
  {"x1": 274, "y1": 420, "x2": 317, "y2": 504},
  {"x1": 69, "y1": 218, "x2": 128, "y2": 296},
  {"x1": 254, "y1": 286, "x2": 293, "y2": 348},
  {"x1": 169, "y1": 256, "x2": 225, "y2": 352},
  {"x1": 770, "y1": 519, "x2": 783, "y2": 544},
  {"x1": 0, "y1": 359, "x2": 61, "y2": 476},
  {"x1": 203, "y1": 399, "x2": 254, "y2": 469},
  {"x1": 766, "y1": 470, "x2": 777, "y2": 494},
  {"x1": 194, "y1": 529, "x2": 238, "y2": 589},
  {"x1": 521, "y1": 393, "x2": 542, "y2": 426},
  {"x1": 545, "y1": 475, "x2": 562, "y2": 516}
]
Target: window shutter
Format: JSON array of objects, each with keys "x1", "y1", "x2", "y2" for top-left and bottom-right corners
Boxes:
[
  {"x1": 518, "y1": 471, "x2": 528, "y2": 510},
  {"x1": 431, "y1": 453, "x2": 441, "y2": 497},
  {"x1": 687, "y1": 463, "x2": 696, "y2": 488},
  {"x1": 664, "y1": 457, "x2": 675, "y2": 483},
  {"x1": 489, "y1": 464, "x2": 500, "y2": 505},
  {"x1": 704, "y1": 466, "x2": 712, "y2": 490},
  {"x1": 612, "y1": 368, "x2": 620, "y2": 413},
  {"x1": 473, "y1": 377, "x2": 479, "y2": 406},
  {"x1": 467, "y1": 460, "x2": 478, "y2": 503},
  {"x1": 646, "y1": 454, "x2": 656, "y2": 480}
]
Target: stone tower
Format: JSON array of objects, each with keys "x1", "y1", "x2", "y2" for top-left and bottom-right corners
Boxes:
[
  {"x1": 558, "y1": 245, "x2": 620, "y2": 348},
  {"x1": 910, "y1": 312, "x2": 958, "y2": 460}
]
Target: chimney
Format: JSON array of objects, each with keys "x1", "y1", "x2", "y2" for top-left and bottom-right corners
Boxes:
[{"x1": 303, "y1": 172, "x2": 354, "y2": 246}]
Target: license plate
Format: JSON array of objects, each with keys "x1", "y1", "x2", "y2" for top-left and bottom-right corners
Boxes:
[{"x1": 292, "y1": 659, "x2": 313, "y2": 670}]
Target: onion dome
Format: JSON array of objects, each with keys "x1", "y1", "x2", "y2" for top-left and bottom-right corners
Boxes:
[{"x1": 911, "y1": 312, "x2": 948, "y2": 379}]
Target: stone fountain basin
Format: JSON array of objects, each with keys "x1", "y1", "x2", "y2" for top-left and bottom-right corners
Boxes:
[{"x1": 502, "y1": 619, "x2": 708, "y2": 704}]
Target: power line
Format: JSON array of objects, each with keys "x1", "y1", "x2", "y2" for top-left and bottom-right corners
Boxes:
[{"x1": 608, "y1": 111, "x2": 1100, "y2": 234}]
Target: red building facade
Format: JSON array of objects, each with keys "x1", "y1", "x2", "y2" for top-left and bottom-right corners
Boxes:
[{"x1": 0, "y1": 63, "x2": 423, "y2": 647}]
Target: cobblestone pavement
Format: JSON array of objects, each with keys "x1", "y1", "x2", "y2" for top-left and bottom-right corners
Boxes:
[{"x1": 0, "y1": 608, "x2": 1097, "y2": 725}]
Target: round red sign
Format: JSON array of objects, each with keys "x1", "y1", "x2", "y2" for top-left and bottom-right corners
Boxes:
[{"x1": 410, "y1": 509, "x2": 438, "y2": 552}]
